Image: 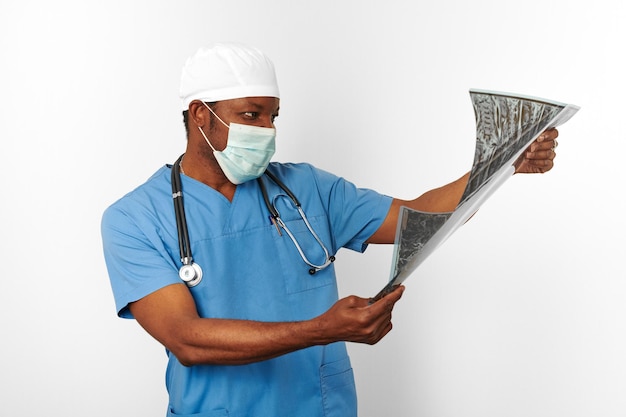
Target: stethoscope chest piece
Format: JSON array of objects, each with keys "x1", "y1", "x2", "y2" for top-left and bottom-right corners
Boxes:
[{"x1": 179, "y1": 262, "x2": 203, "y2": 287}]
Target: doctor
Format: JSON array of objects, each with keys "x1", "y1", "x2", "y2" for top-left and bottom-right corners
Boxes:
[{"x1": 101, "y1": 42, "x2": 559, "y2": 417}]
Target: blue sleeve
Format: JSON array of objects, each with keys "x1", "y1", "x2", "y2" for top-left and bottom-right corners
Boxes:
[
  {"x1": 306, "y1": 164, "x2": 393, "y2": 253},
  {"x1": 101, "y1": 204, "x2": 180, "y2": 319}
]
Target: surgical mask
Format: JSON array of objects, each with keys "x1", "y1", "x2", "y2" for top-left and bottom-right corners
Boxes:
[{"x1": 197, "y1": 103, "x2": 276, "y2": 184}]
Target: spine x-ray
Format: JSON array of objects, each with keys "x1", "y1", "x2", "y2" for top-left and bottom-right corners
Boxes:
[{"x1": 373, "y1": 89, "x2": 580, "y2": 301}]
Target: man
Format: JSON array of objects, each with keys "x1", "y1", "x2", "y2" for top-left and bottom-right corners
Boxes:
[{"x1": 101, "y1": 42, "x2": 559, "y2": 417}]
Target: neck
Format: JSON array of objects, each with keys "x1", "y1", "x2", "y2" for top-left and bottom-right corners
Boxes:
[{"x1": 181, "y1": 149, "x2": 237, "y2": 201}]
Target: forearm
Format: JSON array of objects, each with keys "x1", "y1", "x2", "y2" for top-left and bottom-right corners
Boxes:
[
  {"x1": 131, "y1": 283, "x2": 402, "y2": 367},
  {"x1": 368, "y1": 172, "x2": 470, "y2": 244},
  {"x1": 171, "y1": 317, "x2": 329, "y2": 366},
  {"x1": 404, "y1": 172, "x2": 469, "y2": 213},
  {"x1": 130, "y1": 284, "x2": 332, "y2": 366}
]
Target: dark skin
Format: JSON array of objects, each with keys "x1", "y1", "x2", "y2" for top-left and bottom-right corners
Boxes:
[{"x1": 130, "y1": 97, "x2": 559, "y2": 366}]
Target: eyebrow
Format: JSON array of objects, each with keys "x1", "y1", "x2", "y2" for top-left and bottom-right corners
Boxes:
[{"x1": 241, "y1": 101, "x2": 280, "y2": 113}]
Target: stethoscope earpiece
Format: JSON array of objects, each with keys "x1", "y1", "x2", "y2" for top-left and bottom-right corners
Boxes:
[{"x1": 309, "y1": 255, "x2": 335, "y2": 275}]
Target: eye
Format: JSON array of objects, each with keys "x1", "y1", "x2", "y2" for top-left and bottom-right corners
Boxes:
[{"x1": 243, "y1": 112, "x2": 258, "y2": 119}]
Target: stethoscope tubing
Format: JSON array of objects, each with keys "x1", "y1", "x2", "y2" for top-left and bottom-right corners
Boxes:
[
  {"x1": 172, "y1": 154, "x2": 193, "y2": 264},
  {"x1": 258, "y1": 171, "x2": 335, "y2": 273},
  {"x1": 171, "y1": 153, "x2": 335, "y2": 285}
]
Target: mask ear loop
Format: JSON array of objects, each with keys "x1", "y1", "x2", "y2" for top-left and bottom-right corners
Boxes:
[
  {"x1": 197, "y1": 126, "x2": 218, "y2": 152},
  {"x1": 198, "y1": 102, "x2": 230, "y2": 152},
  {"x1": 201, "y1": 102, "x2": 230, "y2": 128}
]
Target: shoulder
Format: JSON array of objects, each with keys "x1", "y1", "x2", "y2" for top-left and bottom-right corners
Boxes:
[
  {"x1": 267, "y1": 161, "x2": 317, "y2": 177},
  {"x1": 102, "y1": 165, "x2": 171, "y2": 227},
  {"x1": 267, "y1": 162, "x2": 342, "y2": 187}
]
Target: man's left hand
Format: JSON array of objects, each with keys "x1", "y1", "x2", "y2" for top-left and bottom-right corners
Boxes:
[{"x1": 514, "y1": 128, "x2": 559, "y2": 174}]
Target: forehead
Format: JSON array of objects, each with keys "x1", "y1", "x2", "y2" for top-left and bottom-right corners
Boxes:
[{"x1": 217, "y1": 96, "x2": 280, "y2": 112}]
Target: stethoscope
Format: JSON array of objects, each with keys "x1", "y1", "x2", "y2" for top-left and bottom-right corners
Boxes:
[{"x1": 171, "y1": 154, "x2": 335, "y2": 287}]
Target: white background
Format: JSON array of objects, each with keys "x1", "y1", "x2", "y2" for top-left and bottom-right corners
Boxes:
[{"x1": 1, "y1": 1, "x2": 624, "y2": 416}]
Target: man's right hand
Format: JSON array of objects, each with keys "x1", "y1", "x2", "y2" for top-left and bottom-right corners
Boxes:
[{"x1": 315, "y1": 285, "x2": 405, "y2": 345}]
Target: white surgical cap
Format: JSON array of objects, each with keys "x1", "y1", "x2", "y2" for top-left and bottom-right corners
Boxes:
[{"x1": 179, "y1": 42, "x2": 280, "y2": 110}]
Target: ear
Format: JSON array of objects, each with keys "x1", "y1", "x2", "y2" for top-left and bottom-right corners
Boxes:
[{"x1": 188, "y1": 100, "x2": 209, "y2": 128}]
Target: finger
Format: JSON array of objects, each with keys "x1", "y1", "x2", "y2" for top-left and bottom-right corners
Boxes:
[
  {"x1": 551, "y1": 139, "x2": 558, "y2": 153},
  {"x1": 387, "y1": 285, "x2": 405, "y2": 302},
  {"x1": 526, "y1": 148, "x2": 556, "y2": 160},
  {"x1": 368, "y1": 285, "x2": 405, "y2": 306},
  {"x1": 533, "y1": 158, "x2": 554, "y2": 168},
  {"x1": 380, "y1": 286, "x2": 405, "y2": 312},
  {"x1": 530, "y1": 139, "x2": 557, "y2": 154},
  {"x1": 527, "y1": 158, "x2": 555, "y2": 172},
  {"x1": 538, "y1": 128, "x2": 559, "y2": 142},
  {"x1": 367, "y1": 298, "x2": 401, "y2": 322},
  {"x1": 532, "y1": 130, "x2": 559, "y2": 154},
  {"x1": 368, "y1": 298, "x2": 394, "y2": 316},
  {"x1": 371, "y1": 318, "x2": 394, "y2": 344}
]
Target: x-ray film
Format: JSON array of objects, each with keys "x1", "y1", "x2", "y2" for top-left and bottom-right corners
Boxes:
[{"x1": 373, "y1": 89, "x2": 580, "y2": 301}]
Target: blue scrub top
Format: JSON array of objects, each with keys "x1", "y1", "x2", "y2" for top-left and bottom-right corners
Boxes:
[{"x1": 102, "y1": 162, "x2": 392, "y2": 417}]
